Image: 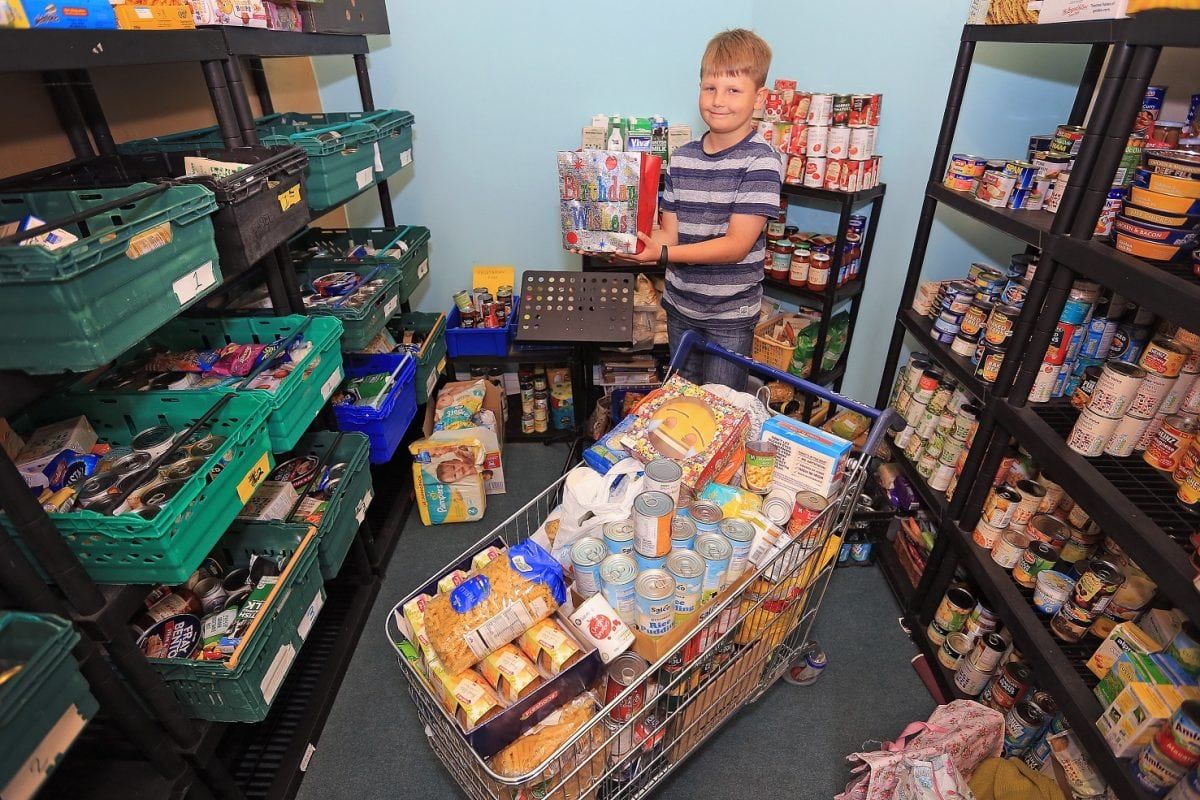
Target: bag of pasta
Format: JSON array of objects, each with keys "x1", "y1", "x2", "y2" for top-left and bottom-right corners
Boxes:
[{"x1": 425, "y1": 540, "x2": 566, "y2": 674}]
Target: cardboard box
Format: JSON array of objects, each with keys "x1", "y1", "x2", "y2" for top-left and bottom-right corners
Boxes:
[
  {"x1": 1141, "y1": 608, "x2": 1186, "y2": 650},
  {"x1": 1088, "y1": 621, "x2": 1164, "y2": 679},
  {"x1": 425, "y1": 379, "x2": 507, "y2": 495},
  {"x1": 0, "y1": 0, "x2": 29, "y2": 27},
  {"x1": 236, "y1": 480, "x2": 299, "y2": 521},
  {"x1": 760, "y1": 413, "x2": 852, "y2": 498},
  {"x1": 1099, "y1": 682, "x2": 1185, "y2": 757},
  {"x1": 112, "y1": 2, "x2": 194, "y2": 28},
  {"x1": 1038, "y1": 0, "x2": 1127, "y2": 23},
  {"x1": 16, "y1": 416, "x2": 97, "y2": 490},
  {"x1": 19, "y1": 0, "x2": 115, "y2": 27},
  {"x1": 190, "y1": 0, "x2": 267, "y2": 27},
  {"x1": 1094, "y1": 651, "x2": 1192, "y2": 708}
]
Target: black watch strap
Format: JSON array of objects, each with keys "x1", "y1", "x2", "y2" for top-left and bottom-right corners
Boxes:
[{"x1": 659, "y1": 245, "x2": 669, "y2": 267}]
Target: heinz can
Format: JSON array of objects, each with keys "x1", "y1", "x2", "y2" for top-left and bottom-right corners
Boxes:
[
  {"x1": 600, "y1": 554, "x2": 638, "y2": 624},
  {"x1": 694, "y1": 533, "x2": 733, "y2": 603},
  {"x1": 643, "y1": 459, "x2": 683, "y2": 504},
  {"x1": 670, "y1": 516, "x2": 698, "y2": 551},
  {"x1": 719, "y1": 518, "x2": 755, "y2": 584},
  {"x1": 688, "y1": 500, "x2": 724, "y2": 535},
  {"x1": 635, "y1": 569, "x2": 675, "y2": 637},
  {"x1": 1067, "y1": 407, "x2": 1119, "y2": 456},
  {"x1": 667, "y1": 550, "x2": 705, "y2": 623},
  {"x1": 1146, "y1": 414, "x2": 1200, "y2": 472},
  {"x1": 1088, "y1": 360, "x2": 1146, "y2": 418},
  {"x1": 633, "y1": 490, "x2": 674, "y2": 558},
  {"x1": 1142, "y1": 336, "x2": 1192, "y2": 379},
  {"x1": 571, "y1": 536, "x2": 608, "y2": 598},
  {"x1": 603, "y1": 520, "x2": 636, "y2": 556}
]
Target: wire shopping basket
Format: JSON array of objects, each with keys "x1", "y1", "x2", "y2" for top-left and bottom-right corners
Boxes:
[{"x1": 386, "y1": 331, "x2": 899, "y2": 800}]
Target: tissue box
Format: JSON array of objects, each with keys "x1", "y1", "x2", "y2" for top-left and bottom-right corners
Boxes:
[{"x1": 760, "y1": 414, "x2": 852, "y2": 498}]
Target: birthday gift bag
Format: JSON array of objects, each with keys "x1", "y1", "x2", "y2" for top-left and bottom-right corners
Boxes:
[{"x1": 557, "y1": 150, "x2": 662, "y2": 255}]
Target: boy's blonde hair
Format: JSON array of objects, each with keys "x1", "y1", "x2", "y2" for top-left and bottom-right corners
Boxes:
[{"x1": 700, "y1": 29, "x2": 771, "y2": 88}]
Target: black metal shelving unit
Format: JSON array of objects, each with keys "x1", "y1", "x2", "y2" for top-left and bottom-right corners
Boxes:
[
  {"x1": 0, "y1": 26, "x2": 418, "y2": 800},
  {"x1": 874, "y1": 13, "x2": 1200, "y2": 800}
]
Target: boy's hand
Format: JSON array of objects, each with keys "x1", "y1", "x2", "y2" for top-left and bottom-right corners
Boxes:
[{"x1": 609, "y1": 233, "x2": 661, "y2": 266}]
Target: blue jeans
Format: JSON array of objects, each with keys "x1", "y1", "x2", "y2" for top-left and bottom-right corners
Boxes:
[{"x1": 666, "y1": 307, "x2": 757, "y2": 391}]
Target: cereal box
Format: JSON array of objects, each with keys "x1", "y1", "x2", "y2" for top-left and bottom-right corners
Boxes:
[{"x1": 760, "y1": 414, "x2": 852, "y2": 498}]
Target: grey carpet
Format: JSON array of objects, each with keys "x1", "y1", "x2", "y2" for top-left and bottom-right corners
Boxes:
[{"x1": 297, "y1": 442, "x2": 934, "y2": 800}]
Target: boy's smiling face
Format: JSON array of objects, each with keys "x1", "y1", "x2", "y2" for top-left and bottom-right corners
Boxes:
[{"x1": 698, "y1": 72, "x2": 765, "y2": 137}]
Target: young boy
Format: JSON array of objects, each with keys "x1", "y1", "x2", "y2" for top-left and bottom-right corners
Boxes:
[{"x1": 616, "y1": 28, "x2": 783, "y2": 391}]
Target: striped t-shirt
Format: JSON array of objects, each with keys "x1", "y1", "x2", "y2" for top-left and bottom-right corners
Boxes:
[{"x1": 661, "y1": 130, "x2": 783, "y2": 325}]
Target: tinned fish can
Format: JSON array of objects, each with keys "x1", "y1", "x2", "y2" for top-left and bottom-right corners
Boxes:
[
  {"x1": 633, "y1": 490, "x2": 674, "y2": 558},
  {"x1": 603, "y1": 520, "x2": 635, "y2": 556},
  {"x1": 643, "y1": 458, "x2": 683, "y2": 504},
  {"x1": 688, "y1": 500, "x2": 724, "y2": 535},
  {"x1": 571, "y1": 536, "x2": 608, "y2": 598},
  {"x1": 600, "y1": 554, "x2": 638, "y2": 624},
  {"x1": 635, "y1": 569, "x2": 675, "y2": 637},
  {"x1": 667, "y1": 550, "x2": 705, "y2": 623},
  {"x1": 945, "y1": 153, "x2": 989, "y2": 192},
  {"x1": 670, "y1": 516, "x2": 698, "y2": 551},
  {"x1": 694, "y1": 533, "x2": 733, "y2": 603},
  {"x1": 719, "y1": 518, "x2": 755, "y2": 584}
]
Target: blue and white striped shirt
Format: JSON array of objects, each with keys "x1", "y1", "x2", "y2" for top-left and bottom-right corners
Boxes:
[{"x1": 661, "y1": 131, "x2": 783, "y2": 325}]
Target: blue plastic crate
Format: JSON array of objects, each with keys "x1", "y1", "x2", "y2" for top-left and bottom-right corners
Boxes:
[
  {"x1": 445, "y1": 296, "x2": 517, "y2": 358},
  {"x1": 333, "y1": 353, "x2": 417, "y2": 464}
]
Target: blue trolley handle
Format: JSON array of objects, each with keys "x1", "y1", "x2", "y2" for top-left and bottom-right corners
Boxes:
[{"x1": 667, "y1": 330, "x2": 903, "y2": 456}]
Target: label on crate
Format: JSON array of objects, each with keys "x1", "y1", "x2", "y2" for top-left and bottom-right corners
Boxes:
[
  {"x1": 321, "y1": 368, "x2": 344, "y2": 402},
  {"x1": 355, "y1": 489, "x2": 374, "y2": 524},
  {"x1": 355, "y1": 167, "x2": 374, "y2": 190},
  {"x1": 298, "y1": 590, "x2": 325, "y2": 641},
  {"x1": 260, "y1": 643, "x2": 297, "y2": 705},
  {"x1": 400, "y1": 149, "x2": 413, "y2": 167},
  {"x1": 383, "y1": 296, "x2": 399, "y2": 319},
  {"x1": 126, "y1": 222, "x2": 173, "y2": 259},
  {"x1": 417, "y1": 259, "x2": 429, "y2": 280},
  {"x1": 8, "y1": 704, "x2": 89, "y2": 799},
  {"x1": 373, "y1": 142, "x2": 384, "y2": 173},
  {"x1": 277, "y1": 184, "x2": 302, "y2": 212},
  {"x1": 426, "y1": 362, "x2": 443, "y2": 399},
  {"x1": 172, "y1": 261, "x2": 216, "y2": 307},
  {"x1": 237, "y1": 452, "x2": 272, "y2": 504},
  {"x1": 300, "y1": 744, "x2": 316, "y2": 772}
]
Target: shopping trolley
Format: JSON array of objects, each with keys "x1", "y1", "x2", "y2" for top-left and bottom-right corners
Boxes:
[{"x1": 387, "y1": 331, "x2": 899, "y2": 800}]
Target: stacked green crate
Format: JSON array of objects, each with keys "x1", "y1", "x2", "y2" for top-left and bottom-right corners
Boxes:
[{"x1": 387, "y1": 311, "x2": 447, "y2": 405}]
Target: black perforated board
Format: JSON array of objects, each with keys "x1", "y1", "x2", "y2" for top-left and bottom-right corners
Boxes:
[{"x1": 514, "y1": 270, "x2": 635, "y2": 345}]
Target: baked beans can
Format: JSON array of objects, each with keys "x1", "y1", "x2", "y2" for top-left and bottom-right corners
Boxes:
[
  {"x1": 634, "y1": 569, "x2": 675, "y2": 637},
  {"x1": 981, "y1": 661, "x2": 1032, "y2": 713},
  {"x1": 1070, "y1": 365, "x2": 1104, "y2": 410},
  {"x1": 686, "y1": 503, "x2": 720, "y2": 534},
  {"x1": 633, "y1": 490, "x2": 674, "y2": 558},
  {"x1": 718, "y1": 518, "x2": 755, "y2": 583},
  {"x1": 939, "y1": 631, "x2": 972, "y2": 671},
  {"x1": 803, "y1": 156, "x2": 827, "y2": 188},
  {"x1": 571, "y1": 536, "x2": 608, "y2": 598},
  {"x1": 604, "y1": 520, "x2": 636, "y2": 556},
  {"x1": 694, "y1": 533, "x2": 732, "y2": 603},
  {"x1": 1088, "y1": 360, "x2": 1146, "y2": 418},
  {"x1": 806, "y1": 93, "x2": 833, "y2": 126},
  {"x1": 973, "y1": 520, "x2": 1005, "y2": 550},
  {"x1": 976, "y1": 345, "x2": 1005, "y2": 384},
  {"x1": 1174, "y1": 443, "x2": 1200, "y2": 485},
  {"x1": 954, "y1": 655, "x2": 994, "y2": 696},
  {"x1": 643, "y1": 458, "x2": 682, "y2": 503},
  {"x1": 982, "y1": 483, "x2": 1021, "y2": 528},
  {"x1": 1145, "y1": 414, "x2": 1200, "y2": 471},
  {"x1": 600, "y1": 553, "x2": 638, "y2": 624},
  {"x1": 1009, "y1": 479, "x2": 1047, "y2": 530},
  {"x1": 667, "y1": 550, "x2": 704, "y2": 622},
  {"x1": 984, "y1": 304, "x2": 1019, "y2": 346},
  {"x1": 670, "y1": 516, "x2": 697, "y2": 551},
  {"x1": 959, "y1": 300, "x2": 990, "y2": 339},
  {"x1": 604, "y1": 652, "x2": 649, "y2": 723},
  {"x1": 1142, "y1": 336, "x2": 1192, "y2": 379},
  {"x1": 1181, "y1": 465, "x2": 1200, "y2": 508},
  {"x1": 1067, "y1": 407, "x2": 1119, "y2": 456},
  {"x1": 1104, "y1": 413, "x2": 1152, "y2": 457},
  {"x1": 787, "y1": 490, "x2": 829, "y2": 543},
  {"x1": 805, "y1": 125, "x2": 829, "y2": 157},
  {"x1": 992, "y1": 531, "x2": 1031, "y2": 570},
  {"x1": 1012, "y1": 539, "x2": 1060, "y2": 588}
]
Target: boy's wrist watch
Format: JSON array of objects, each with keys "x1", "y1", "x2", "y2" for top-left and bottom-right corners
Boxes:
[{"x1": 659, "y1": 245, "x2": 669, "y2": 266}]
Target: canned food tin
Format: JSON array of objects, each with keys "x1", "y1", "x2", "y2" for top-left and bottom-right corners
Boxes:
[
  {"x1": 688, "y1": 501, "x2": 723, "y2": 535},
  {"x1": 572, "y1": 536, "x2": 608, "y2": 598},
  {"x1": 670, "y1": 516, "x2": 697, "y2": 551},
  {"x1": 951, "y1": 334, "x2": 978, "y2": 357},
  {"x1": 806, "y1": 93, "x2": 833, "y2": 126},
  {"x1": 1146, "y1": 414, "x2": 1200, "y2": 471},
  {"x1": 1104, "y1": 414, "x2": 1152, "y2": 457},
  {"x1": 1067, "y1": 407, "x2": 1120, "y2": 456},
  {"x1": 787, "y1": 491, "x2": 830, "y2": 546},
  {"x1": 634, "y1": 550, "x2": 667, "y2": 572},
  {"x1": 1070, "y1": 365, "x2": 1105, "y2": 410},
  {"x1": 633, "y1": 490, "x2": 674, "y2": 558},
  {"x1": 976, "y1": 170, "x2": 1017, "y2": 207},
  {"x1": 1143, "y1": 336, "x2": 1192, "y2": 379},
  {"x1": 960, "y1": 300, "x2": 991, "y2": 338},
  {"x1": 192, "y1": 576, "x2": 227, "y2": 615},
  {"x1": 984, "y1": 304, "x2": 1020, "y2": 347},
  {"x1": 1009, "y1": 479, "x2": 1047, "y2": 531},
  {"x1": 1050, "y1": 124, "x2": 1086, "y2": 156},
  {"x1": 604, "y1": 652, "x2": 649, "y2": 723},
  {"x1": 742, "y1": 440, "x2": 777, "y2": 494},
  {"x1": 131, "y1": 425, "x2": 176, "y2": 459},
  {"x1": 603, "y1": 520, "x2": 636, "y2": 556},
  {"x1": 954, "y1": 655, "x2": 993, "y2": 697},
  {"x1": 982, "y1": 484, "x2": 1021, "y2": 528},
  {"x1": 1033, "y1": 571, "x2": 1075, "y2": 616},
  {"x1": 761, "y1": 488, "x2": 794, "y2": 527},
  {"x1": 803, "y1": 156, "x2": 827, "y2": 188},
  {"x1": 694, "y1": 533, "x2": 732, "y2": 603},
  {"x1": 981, "y1": 661, "x2": 1032, "y2": 713},
  {"x1": 973, "y1": 520, "x2": 1004, "y2": 550},
  {"x1": 644, "y1": 458, "x2": 683, "y2": 503},
  {"x1": 1131, "y1": 373, "x2": 1179, "y2": 421},
  {"x1": 932, "y1": 587, "x2": 975, "y2": 641},
  {"x1": 939, "y1": 632, "x2": 972, "y2": 671},
  {"x1": 634, "y1": 569, "x2": 675, "y2": 637},
  {"x1": 1176, "y1": 444, "x2": 1200, "y2": 485},
  {"x1": 159, "y1": 456, "x2": 205, "y2": 481},
  {"x1": 945, "y1": 153, "x2": 988, "y2": 192},
  {"x1": 972, "y1": 632, "x2": 1007, "y2": 673},
  {"x1": 992, "y1": 531, "x2": 1031, "y2": 570},
  {"x1": 719, "y1": 518, "x2": 755, "y2": 584},
  {"x1": 1013, "y1": 540, "x2": 1060, "y2": 588},
  {"x1": 128, "y1": 478, "x2": 186, "y2": 511},
  {"x1": 600, "y1": 554, "x2": 638, "y2": 624},
  {"x1": 1135, "y1": 733, "x2": 1192, "y2": 794},
  {"x1": 1005, "y1": 700, "x2": 1048, "y2": 754},
  {"x1": 976, "y1": 345, "x2": 1005, "y2": 384},
  {"x1": 667, "y1": 550, "x2": 705, "y2": 622}
]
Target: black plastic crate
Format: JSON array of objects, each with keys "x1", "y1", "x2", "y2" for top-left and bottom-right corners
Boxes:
[{"x1": 0, "y1": 146, "x2": 310, "y2": 278}]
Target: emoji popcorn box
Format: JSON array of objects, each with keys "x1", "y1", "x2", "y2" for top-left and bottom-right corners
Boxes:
[
  {"x1": 557, "y1": 150, "x2": 661, "y2": 255},
  {"x1": 622, "y1": 376, "x2": 750, "y2": 491}
]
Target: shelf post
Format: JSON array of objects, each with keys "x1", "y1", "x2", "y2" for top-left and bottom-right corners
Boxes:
[
  {"x1": 1067, "y1": 43, "x2": 1109, "y2": 127},
  {"x1": 223, "y1": 55, "x2": 261, "y2": 147},
  {"x1": 201, "y1": 60, "x2": 245, "y2": 149},
  {"x1": 41, "y1": 70, "x2": 94, "y2": 159},
  {"x1": 67, "y1": 69, "x2": 116, "y2": 156},
  {"x1": 248, "y1": 57, "x2": 274, "y2": 115},
  {"x1": 352, "y1": 53, "x2": 399, "y2": 232},
  {"x1": 803, "y1": 196, "x2": 853, "y2": 422}
]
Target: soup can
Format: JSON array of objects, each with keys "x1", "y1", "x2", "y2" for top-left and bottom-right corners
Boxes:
[
  {"x1": 1142, "y1": 336, "x2": 1191, "y2": 379},
  {"x1": 695, "y1": 533, "x2": 733, "y2": 603},
  {"x1": 719, "y1": 518, "x2": 755, "y2": 584},
  {"x1": 787, "y1": 491, "x2": 830, "y2": 546},
  {"x1": 635, "y1": 569, "x2": 675, "y2": 637},
  {"x1": 600, "y1": 554, "x2": 638, "y2": 624},
  {"x1": 688, "y1": 500, "x2": 724, "y2": 535},
  {"x1": 670, "y1": 516, "x2": 698, "y2": 551},
  {"x1": 571, "y1": 536, "x2": 608, "y2": 598},
  {"x1": 603, "y1": 520, "x2": 636, "y2": 556},
  {"x1": 1012, "y1": 540, "x2": 1060, "y2": 588},
  {"x1": 633, "y1": 490, "x2": 674, "y2": 558},
  {"x1": 667, "y1": 550, "x2": 705, "y2": 623},
  {"x1": 643, "y1": 458, "x2": 683, "y2": 503}
]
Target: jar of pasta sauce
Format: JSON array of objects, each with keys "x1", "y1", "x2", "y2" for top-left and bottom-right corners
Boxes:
[
  {"x1": 767, "y1": 240, "x2": 793, "y2": 281},
  {"x1": 789, "y1": 248, "x2": 811, "y2": 287},
  {"x1": 808, "y1": 252, "x2": 832, "y2": 292}
]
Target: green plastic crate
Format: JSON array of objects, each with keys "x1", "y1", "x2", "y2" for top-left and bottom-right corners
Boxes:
[
  {"x1": 295, "y1": 261, "x2": 402, "y2": 352},
  {"x1": 386, "y1": 311, "x2": 446, "y2": 405},
  {"x1": 257, "y1": 110, "x2": 413, "y2": 185},
  {"x1": 150, "y1": 527, "x2": 324, "y2": 722},
  {"x1": 0, "y1": 182, "x2": 220, "y2": 374},
  {"x1": 229, "y1": 431, "x2": 372, "y2": 580},
  {"x1": 74, "y1": 315, "x2": 345, "y2": 453},
  {"x1": 0, "y1": 612, "x2": 98, "y2": 796},
  {"x1": 291, "y1": 225, "x2": 430, "y2": 304},
  {"x1": 2, "y1": 393, "x2": 274, "y2": 584}
]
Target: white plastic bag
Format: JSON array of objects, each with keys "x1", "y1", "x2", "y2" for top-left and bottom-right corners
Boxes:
[{"x1": 532, "y1": 459, "x2": 645, "y2": 568}]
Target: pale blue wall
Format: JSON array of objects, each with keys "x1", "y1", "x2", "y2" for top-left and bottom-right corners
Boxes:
[{"x1": 314, "y1": 0, "x2": 1089, "y2": 402}]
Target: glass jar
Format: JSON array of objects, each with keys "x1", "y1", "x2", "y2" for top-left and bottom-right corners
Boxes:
[{"x1": 808, "y1": 253, "x2": 832, "y2": 291}]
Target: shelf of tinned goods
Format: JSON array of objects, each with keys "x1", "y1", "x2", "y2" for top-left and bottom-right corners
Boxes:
[
  {"x1": 927, "y1": 181, "x2": 1057, "y2": 249},
  {"x1": 994, "y1": 399, "x2": 1200, "y2": 623},
  {"x1": 1054, "y1": 236, "x2": 1200, "y2": 332},
  {"x1": 762, "y1": 275, "x2": 865, "y2": 311},
  {"x1": 940, "y1": 517, "x2": 1155, "y2": 800},
  {"x1": 892, "y1": 443, "x2": 950, "y2": 522},
  {"x1": 780, "y1": 181, "x2": 886, "y2": 205},
  {"x1": 898, "y1": 308, "x2": 990, "y2": 403}
]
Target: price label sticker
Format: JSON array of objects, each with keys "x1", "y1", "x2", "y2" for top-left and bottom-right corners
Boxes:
[
  {"x1": 278, "y1": 184, "x2": 302, "y2": 212},
  {"x1": 355, "y1": 166, "x2": 373, "y2": 190},
  {"x1": 355, "y1": 489, "x2": 373, "y2": 524},
  {"x1": 400, "y1": 149, "x2": 413, "y2": 167},
  {"x1": 383, "y1": 295, "x2": 398, "y2": 318},
  {"x1": 373, "y1": 142, "x2": 384, "y2": 173},
  {"x1": 237, "y1": 452, "x2": 271, "y2": 504},
  {"x1": 321, "y1": 368, "x2": 344, "y2": 401},
  {"x1": 417, "y1": 258, "x2": 429, "y2": 280}
]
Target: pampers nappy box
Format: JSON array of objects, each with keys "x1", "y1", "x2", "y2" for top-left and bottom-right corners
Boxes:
[{"x1": 410, "y1": 434, "x2": 487, "y2": 525}]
